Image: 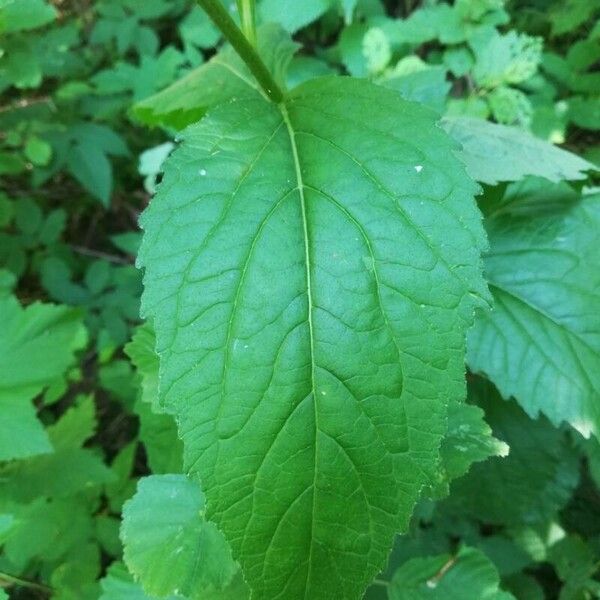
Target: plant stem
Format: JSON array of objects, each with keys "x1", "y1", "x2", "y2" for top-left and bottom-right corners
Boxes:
[
  {"x1": 196, "y1": 0, "x2": 283, "y2": 103},
  {"x1": 235, "y1": 0, "x2": 257, "y2": 46},
  {"x1": 0, "y1": 571, "x2": 53, "y2": 595}
]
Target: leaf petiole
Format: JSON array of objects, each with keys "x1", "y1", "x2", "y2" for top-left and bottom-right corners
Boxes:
[
  {"x1": 235, "y1": 0, "x2": 257, "y2": 47},
  {"x1": 196, "y1": 0, "x2": 283, "y2": 103}
]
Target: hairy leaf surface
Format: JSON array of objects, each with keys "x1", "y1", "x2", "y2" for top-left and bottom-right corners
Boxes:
[
  {"x1": 139, "y1": 76, "x2": 487, "y2": 599},
  {"x1": 468, "y1": 193, "x2": 600, "y2": 437}
]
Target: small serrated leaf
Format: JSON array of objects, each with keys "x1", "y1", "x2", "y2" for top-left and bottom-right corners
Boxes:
[{"x1": 121, "y1": 475, "x2": 244, "y2": 599}]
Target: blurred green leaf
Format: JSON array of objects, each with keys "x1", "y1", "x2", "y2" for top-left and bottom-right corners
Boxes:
[
  {"x1": 259, "y1": 0, "x2": 332, "y2": 33},
  {"x1": 0, "y1": 295, "x2": 86, "y2": 461},
  {"x1": 442, "y1": 117, "x2": 596, "y2": 184},
  {"x1": 389, "y1": 546, "x2": 515, "y2": 599},
  {"x1": 0, "y1": 0, "x2": 57, "y2": 33},
  {"x1": 445, "y1": 383, "x2": 579, "y2": 526}
]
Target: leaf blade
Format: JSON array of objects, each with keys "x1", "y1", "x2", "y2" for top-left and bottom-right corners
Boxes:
[
  {"x1": 468, "y1": 193, "x2": 600, "y2": 437},
  {"x1": 0, "y1": 295, "x2": 87, "y2": 461},
  {"x1": 132, "y1": 24, "x2": 297, "y2": 130},
  {"x1": 139, "y1": 76, "x2": 487, "y2": 599},
  {"x1": 442, "y1": 116, "x2": 596, "y2": 184},
  {"x1": 121, "y1": 475, "x2": 242, "y2": 599},
  {"x1": 389, "y1": 546, "x2": 516, "y2": 600}
]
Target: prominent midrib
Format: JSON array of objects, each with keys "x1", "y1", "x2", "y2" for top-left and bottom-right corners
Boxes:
[{"x1": 279, "y1": 101, "x2": 319, "y2": 598}]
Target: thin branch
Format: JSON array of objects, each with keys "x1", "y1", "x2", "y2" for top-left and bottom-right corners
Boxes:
[
  {"x1": 70, "y1": 244, "x2": 133, "y2": 265},
  {"x1": 0, "y1": 571, "x2": 53, "y2": 595},
  {"x1": 426, "y1": 555, "x2": 457, "y2": 588}
]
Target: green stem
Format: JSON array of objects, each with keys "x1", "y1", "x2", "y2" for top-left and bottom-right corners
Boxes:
[
  {"x1": 0, "y1": 571, "x2": 53, "y2": 595},
  {"x1": 196, "y1": 0, "x2": 283, "y2": 103},
  {"x1": 235, "y1": 0, "x2": 256, "y2": 46}
]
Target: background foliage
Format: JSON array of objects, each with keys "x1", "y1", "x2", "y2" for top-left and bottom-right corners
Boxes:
[{"x1": 0, "y1": 0, "x2": 599, "y2": 598}]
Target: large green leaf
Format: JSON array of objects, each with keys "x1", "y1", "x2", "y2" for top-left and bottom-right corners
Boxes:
[
  {"x1": 442, "y1": 117, "x2": 596, "y2": 185},
  {"x1": 0, "y1": 295, "x2": 86, "y2": 461},
  {"x1": 121, "y1": 475, "x2": 243, "y2": 599},
  {"x1": 138, "y1": 76, "x2": 487, "y2": 599},
  {"x1": 389, "y1": 546, "x2": 516, "y2": 599},
  {"x1": 468, "y1": 192, "x2": 600, "y2": 437}
]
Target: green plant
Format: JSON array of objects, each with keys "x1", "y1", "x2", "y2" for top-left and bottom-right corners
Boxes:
[{"x1": 1, "y1": 0, "x2": 599, "y2": 599}]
